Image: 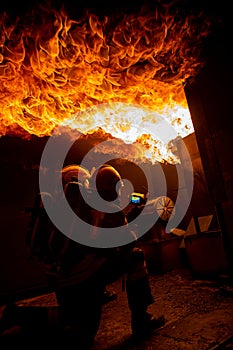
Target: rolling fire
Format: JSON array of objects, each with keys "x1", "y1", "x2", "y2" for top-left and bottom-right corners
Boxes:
[{"x1": 0, "y1": 1, "x2": 212, "y2": 163}]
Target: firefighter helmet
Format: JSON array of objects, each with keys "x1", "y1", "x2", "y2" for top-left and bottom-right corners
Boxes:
[
  {"x1": 90, "y1": 164, "x2": 123, "y2": 201},
  {"x1": 61, "y1": 164, "x2": 90, "y2": 189}
]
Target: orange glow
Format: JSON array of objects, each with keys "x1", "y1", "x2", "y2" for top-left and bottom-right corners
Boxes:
[{"x1": 0, "y1": 3, "x2": 211, "y2": 162}]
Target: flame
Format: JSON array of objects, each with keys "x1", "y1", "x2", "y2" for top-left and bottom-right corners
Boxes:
[
  {"x1": 0, "y1": 2, "x2": 212, "y2": 163},
  {"x1": 62, "y1": 102, "x2": 184, "y2": 164}
]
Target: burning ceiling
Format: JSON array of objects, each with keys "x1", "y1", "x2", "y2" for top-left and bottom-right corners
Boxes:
[{"x1": 0, "y1": 0, "x2": 215, "y2": 163}]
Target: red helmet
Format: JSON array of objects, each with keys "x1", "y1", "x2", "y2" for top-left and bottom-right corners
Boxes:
[
  {"x1": 61, "y1": 164, "x2": 90, "y2": 189},
  {"x1": 90, "y1": 164, "x2": 123, "y2": 201}
]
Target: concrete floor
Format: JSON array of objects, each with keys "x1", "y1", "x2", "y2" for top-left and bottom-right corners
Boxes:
[{"x1": 1, "y1": 268, "x2": 233, "y2": 349}]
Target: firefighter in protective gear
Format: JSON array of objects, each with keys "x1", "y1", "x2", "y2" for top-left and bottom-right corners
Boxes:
[{"x1": 87, "y1": 164, "x2": 166, "y2": 340}]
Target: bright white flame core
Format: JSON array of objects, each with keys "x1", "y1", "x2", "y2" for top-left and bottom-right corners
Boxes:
[{"x1": 62, "y1": 102, "x2": 194, "y2": 164}]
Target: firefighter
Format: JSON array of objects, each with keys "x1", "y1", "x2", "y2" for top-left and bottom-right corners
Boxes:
[
  {"x1": 85, "y1": 164, "x2": 166, "y2": 341},
  {"x1": 51, "y1": 164, "x2": 119, "y2": 346}
]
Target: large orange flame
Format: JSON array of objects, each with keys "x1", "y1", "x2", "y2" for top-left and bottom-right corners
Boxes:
[{"x1": 0, "y1": 2, "x2": 212, "y2": 162}]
